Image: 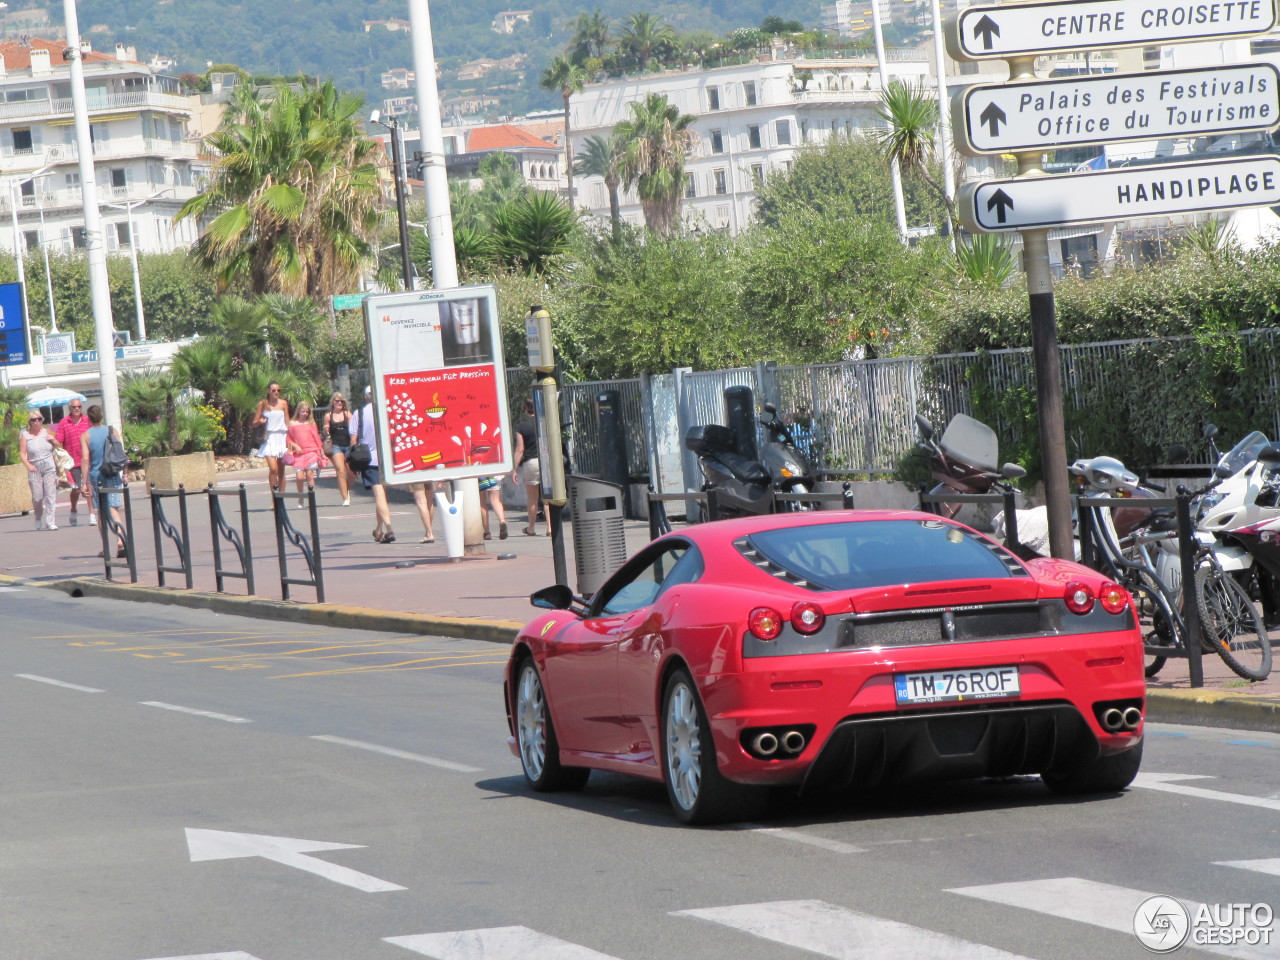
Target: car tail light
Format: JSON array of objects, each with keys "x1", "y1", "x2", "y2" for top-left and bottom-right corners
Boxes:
[
  {"x1": 791, "y1": 601, "x2": 825, "y2": 634},
  {"x1": 1098, "y1": 582, "x2": 1128, "y2": 614},
  {"x1": 748, "y1": 607, "x2": 784, "y2": 640},
  {"x1": 1064, "y1": 581, "x2": 1095, "y2": 615}
]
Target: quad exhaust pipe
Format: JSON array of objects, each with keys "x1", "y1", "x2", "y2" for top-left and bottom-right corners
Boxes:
[{"x1": 1099, "y1": 705, "x2": 1143, "y2": 732}]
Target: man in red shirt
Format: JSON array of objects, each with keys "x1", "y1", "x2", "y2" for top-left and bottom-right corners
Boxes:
[{"x1": 54, "y1": 399, "x2": 93, "y2": 525}]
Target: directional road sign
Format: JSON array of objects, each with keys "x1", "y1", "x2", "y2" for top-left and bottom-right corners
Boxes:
[
  {"x1": 947, "y1": 0, "x2": 1277, "y2": 61},
  {"x1": 331, "y1": 292, "x2": 367, "y2": 311},
  {"x1": 961, "y1": 155, "x2": 1280, "y2": 232},
  {"x1": 955, "y1": 62, "x2": 1280, "y2": 156}
]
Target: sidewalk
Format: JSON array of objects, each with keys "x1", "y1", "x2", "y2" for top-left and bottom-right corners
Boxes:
[{"x1": 1, "y1": 466, "x2": 1276, "y2": 732}]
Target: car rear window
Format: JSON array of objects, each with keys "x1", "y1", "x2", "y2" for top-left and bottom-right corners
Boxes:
[{"x1": 744, "y1": 519, "x2": 1021, "y2": 591}]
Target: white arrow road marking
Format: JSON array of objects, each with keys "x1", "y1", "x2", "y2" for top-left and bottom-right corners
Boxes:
[
  {"x1": 675, "y1": 900, "x2": 1033, "y2": 959},
  {"x1": 951, "y1": 877, "x2": 1274, "y2": 960},
  {"x1": 185, "y1": 828, "x2": 405, "y2": 893},
  {"x1": 1134, "y1": 772, "x2": 1280, "y2": 813},
  {"x1": 1217, "y1": 858, "x2": 1280, "y2": 877},
  {"x1": 16, "y1": 674, "x2": 103, "y2": 693},
  {"x1": 385, "y1": 926, "x2": 620, "y2": 959}
]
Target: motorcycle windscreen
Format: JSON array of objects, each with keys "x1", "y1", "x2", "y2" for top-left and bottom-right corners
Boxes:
[{"x1": 939, "y1": 414, "x2": 1000, "y2": 474}]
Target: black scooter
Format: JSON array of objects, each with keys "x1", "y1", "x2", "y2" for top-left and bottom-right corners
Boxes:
[{"x1": 684, "y1": 403, "x2": 817, "y2": 518}]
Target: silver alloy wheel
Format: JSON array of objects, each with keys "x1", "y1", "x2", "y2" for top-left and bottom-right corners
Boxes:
[
  {"x1": 517, "y1": 663, "x2": 547, "y2": 781},
  {"x1": 665, "y1": 679, "x2": 702, "y2": 810}
]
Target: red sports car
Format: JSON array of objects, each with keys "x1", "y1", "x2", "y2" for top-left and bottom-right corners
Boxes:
[{"x1": 504, "y1": 510, "x2": 1145, "y2": 824}]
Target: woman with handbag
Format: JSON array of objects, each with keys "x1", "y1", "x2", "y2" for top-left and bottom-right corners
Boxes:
[
  {"x1": 323, "y1": 391, "x2": 354, "y2": 507},
  {"x1": 79, "y1": 405, "x2": 127, "y2": 557},
  {"x1": 286, "y1": 401, "x2": 329, "y2": 508},
  {"x1": 253, "y1": 382, "x2": 291, "y2": 494},
  {"x1": 19, "y1": 411, "x2": 65, "y2": 530},
  {"x1": 352, "y1": 385, "x2": 393, "y2": 543}
]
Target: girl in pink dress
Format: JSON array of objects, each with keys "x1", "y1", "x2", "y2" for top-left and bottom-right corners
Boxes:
[{"x1": 286, "y1": 401, "x2": 329, "y2": 508}]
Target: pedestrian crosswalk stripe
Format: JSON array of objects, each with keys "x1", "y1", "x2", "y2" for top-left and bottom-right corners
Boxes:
[
  {"x1": 949, "y1": 877, "x2": 1273, "y2": 960},
  {"x1": 384, "y1": 925, "x2": 621, "y2": 959},
  {"x1": 674, "y1": 899, "x2": 1033, "y2": 959},
  {"x1": 140, "y1": 953, "x2": 263, "y2": 960},
  {"x1": 1216, "y1": 858, "x2": 1280, "y2": 877}
]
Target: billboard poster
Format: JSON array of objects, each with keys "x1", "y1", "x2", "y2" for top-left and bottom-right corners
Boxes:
[
  {"x1": 362, "y1": 285, "x2": 513, "y2": 485},
  {"x1": 0, "y1": 281, "x2": 28, "y2": 367}
]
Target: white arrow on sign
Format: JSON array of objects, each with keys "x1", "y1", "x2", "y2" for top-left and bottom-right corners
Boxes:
[
  {"x1": 961, "y1": 155, "x2": 1280, "y2": 232},
  {"x1": 947, "y1": 0, "x2": 1278, "y2": 61},
  {"x1": 955, "y1": 62, "x2": 1280, "y2": 156},
  {"x1": 185, "y1": 828, "x2": 406, "y2": 893}
]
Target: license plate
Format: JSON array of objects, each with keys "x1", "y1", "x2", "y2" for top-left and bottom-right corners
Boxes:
[{"x1": 894, "y1": 666, "x2": 1020, "y2": 705}]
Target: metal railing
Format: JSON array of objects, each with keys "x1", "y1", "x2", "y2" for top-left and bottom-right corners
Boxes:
[
  {"x1": 208, "y1": 484, "x2": 255, "y2": 596},
  {"x1": 149, "y1": 484, "x2": 193, "y2": 590},
  {"x1": 273, "y1": 488, "x2": 324, "y2": 602}
]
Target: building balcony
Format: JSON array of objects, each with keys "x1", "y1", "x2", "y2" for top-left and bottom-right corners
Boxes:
[
  {"x1": 0, "y1": 182, "x2": 198, "y2": 214},
  {"x1": 0, "y1": 136, "x2": 200, "y2": 166},
  {"x1": 0, "y1": 90, "x2": 193, "y2": 124}
]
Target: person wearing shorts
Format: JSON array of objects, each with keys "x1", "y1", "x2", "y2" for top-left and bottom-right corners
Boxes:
[
  {"x1": 511, "y1": 398, "x2": 542, "y2": 535},
  {"x1": 54, "y1": 399, "x2": 92, "y2": 525},
  {"x1": 355, "y1": 388, "x2": 394, "y2": 543}
]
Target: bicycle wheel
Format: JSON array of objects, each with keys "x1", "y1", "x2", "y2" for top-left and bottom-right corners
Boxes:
[
  {"x1": 1193, "y1": 566, "x2": 1273, "y2": 682},
  {"x1": 1130, "y1": 571, "x2": 1182, "y2": 678}
]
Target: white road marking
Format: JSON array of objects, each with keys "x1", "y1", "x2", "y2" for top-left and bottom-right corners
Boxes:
[
  {"x1": 0, "y1": 586, "x2": 27, "y2": 592},
  {"x1": 16, "y1": 673, "x2": 103, "y2": 693},
  {"x1": 310, "y1": 735, "x2": 482, "y2": 773},
  {"x1": 1217, "y1": 858, "x2": 1280, "y2": 877},
  {"x1": 385, "y1": 926, "x2": 620, "y2": 959},
  {"x1": 139, "y1": 954, "x2": 263, "y2": 960},
  {"x1": 140, "y1": 702, "x2": 251, "y2": 723},
  {"x1": 674, "y1": 899, "x2": 1033, "y2": 959},
  {"x1": 743, "y1": 825, "x2": 867, "y2": 854},
  {"x1": 1135, "y1": 772, "x2": 1280, "y2": 813},
  {"x1": 185, "y1": 828, "x2": 406, "y2": 893},
  {"x1": 950, "y1": 877, "x2": 1273, "y2": 960}
]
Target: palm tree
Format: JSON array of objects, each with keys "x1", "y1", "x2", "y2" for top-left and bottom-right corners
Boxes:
[
  {"x1": 540, "y1": 57, "x2": 587, "y2": 206},
  {"x1": 616, "y1": 93, "x2": 697, "y2": 237},
  {"x1": 571, "y1": 9, "x2": 612, "y2": 62},
  {"x1": 491, "y1": 192, "x2": 579, "y2": 275},
  {"x1": 574, "y1": 133, "x2": 627, "y2": 238},
  {"x1": 176, "y1": 81, "x2": 382, "y2": 300},
  {"x1": 618, "y1": 13, "x2": 675, "y2": 68},
  {"x1": 876, "y1": 80, "x2": 956, "y2": 234},
  {"x1": 205, "y1": 295, "x2": 270, "y2": 375}
]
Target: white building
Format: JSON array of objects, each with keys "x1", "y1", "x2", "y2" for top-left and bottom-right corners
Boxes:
[
  {"x1": 569, "y1": 51, "x2": 934, "y2": 232},
  {"x1": 0, "y1": 38, "x2": 203, "y2": 262}
]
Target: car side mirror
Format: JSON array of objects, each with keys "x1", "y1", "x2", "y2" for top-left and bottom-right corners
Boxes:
[
  {"x1": 1002, "y1": 462, "x2": 1026, "y2": 480},
  {"x1": 1204, "y1": 423, "x2": 1219, "y2": 441},
  {"x1": 1259, "y1": 444, "x2": 1280, "y2": 464},
  {"x1": 1165, "y1": 444, "x2": 1190, "y2": 464},
  {"x1": 531, "y1": 584, "x2": 576, "y2": 610}
]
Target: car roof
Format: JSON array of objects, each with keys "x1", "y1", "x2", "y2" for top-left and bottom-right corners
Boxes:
[{"x1": 664, "y1": 509, "x2": 950, "y2": 548}]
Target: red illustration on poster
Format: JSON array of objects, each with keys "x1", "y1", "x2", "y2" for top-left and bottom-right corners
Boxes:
[{"x1": 382, "y1": 365, "x2": 505, "y2": 475}]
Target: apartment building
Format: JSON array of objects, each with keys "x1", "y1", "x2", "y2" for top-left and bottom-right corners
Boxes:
[
  {"x1": 0, "y1": 38, "x2": 203, "y2": 260},
  {"x1": 569, "y1": 51, "x2": 934, "y2": 232}
]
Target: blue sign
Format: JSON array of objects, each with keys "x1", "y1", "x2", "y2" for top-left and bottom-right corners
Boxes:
[{"x1": 0, "y1": 281, "x2": 27, "y2": 366}]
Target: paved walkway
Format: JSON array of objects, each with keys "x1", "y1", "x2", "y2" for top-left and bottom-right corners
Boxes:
[{"x1": 2, "y1": 466, "x2": 1276, "y2": 731}]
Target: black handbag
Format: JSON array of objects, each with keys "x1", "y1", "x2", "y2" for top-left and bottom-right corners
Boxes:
[{"x1": 347, "y1": 408, "x2": 372, "y2": 471}]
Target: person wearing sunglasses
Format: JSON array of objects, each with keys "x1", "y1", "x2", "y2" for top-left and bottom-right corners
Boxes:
[
  {"x1": 54, "y1": 399, "x2": 93, "y2": 526},
  {"x1": 19, "y1": 412, "x2": 66, "y2": 530}
]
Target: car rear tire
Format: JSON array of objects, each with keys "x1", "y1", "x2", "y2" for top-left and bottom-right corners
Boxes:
[
  {"x1": 661, "y1": 668, "x2": 764, "y2": 825},
  {"x1": 515, "y1": 658, "x2": 589, "y2": 792},
  {"x1": 1042, "y1": 739, "x2": 1143, "y2": 795}
]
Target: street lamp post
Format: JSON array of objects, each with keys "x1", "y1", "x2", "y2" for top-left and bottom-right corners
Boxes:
[
  {"x1": 5, "y1": 160, "x2": 55, "y2": 361},
  {"x1": 104, "y1": 189, "x2": 170, "y2": 343},
  {"x1": 369, "y1": 110, "x2": 414, "y2": 290}
]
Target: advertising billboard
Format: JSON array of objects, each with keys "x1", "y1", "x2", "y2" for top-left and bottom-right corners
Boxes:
[{"x1": 362, "y1": 285, "x2": 512, "y2": 485}]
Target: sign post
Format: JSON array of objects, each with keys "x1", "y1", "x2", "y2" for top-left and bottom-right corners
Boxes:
[
  {"x1": 945, "y1": 0, "x2": 1280, "y2": 558},
  {"x1": 362, "y1": 285, "x2": 511, "y2": 561}
]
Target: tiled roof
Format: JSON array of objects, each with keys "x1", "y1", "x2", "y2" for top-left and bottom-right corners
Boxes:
[
  {"x1": 466, "y1": 124, "x2": 558, "y2": 151},
  {"x1": 0, "y1": 38, "x2": 120, "y2": 70}
]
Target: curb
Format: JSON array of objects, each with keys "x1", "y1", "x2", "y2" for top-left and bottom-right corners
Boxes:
[
  {"x1": 1146, "y1": 688, "x2": 1280, "y2": 735},
  {"x1": 11, "y1": 575, "x2": 520, "y2": 645}
]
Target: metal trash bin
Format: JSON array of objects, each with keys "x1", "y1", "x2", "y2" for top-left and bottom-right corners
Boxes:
[{"x1": 568, "y1": 475, "x2": 628, "y2": 597}]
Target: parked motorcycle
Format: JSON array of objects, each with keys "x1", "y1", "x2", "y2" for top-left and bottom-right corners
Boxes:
[{"x1": 684, "y1": 402, "x2": 817, "y2": 518}]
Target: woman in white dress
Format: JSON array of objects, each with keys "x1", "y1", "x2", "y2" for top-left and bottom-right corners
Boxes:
[{"x1": 253, "y1": 381, "x2": 291, "y2": 493}]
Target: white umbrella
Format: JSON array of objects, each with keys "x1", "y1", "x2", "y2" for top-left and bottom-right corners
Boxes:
[{"x1": 26, "y1": 387, "x2": 86, "y2": 410}]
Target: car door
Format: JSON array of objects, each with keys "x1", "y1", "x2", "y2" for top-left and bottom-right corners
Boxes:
[{"x1": 541, "y1": 542, "x2": 689, "y2": 758}]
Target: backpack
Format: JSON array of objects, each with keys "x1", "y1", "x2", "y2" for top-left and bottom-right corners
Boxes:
[{"x1": 98, "y1": 428, "x2": 129, "y2": 479}]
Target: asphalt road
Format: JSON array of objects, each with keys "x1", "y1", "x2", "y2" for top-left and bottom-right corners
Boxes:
[{"x1": 1, "y1": 587, "x2": 1277, "y2": 960}]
